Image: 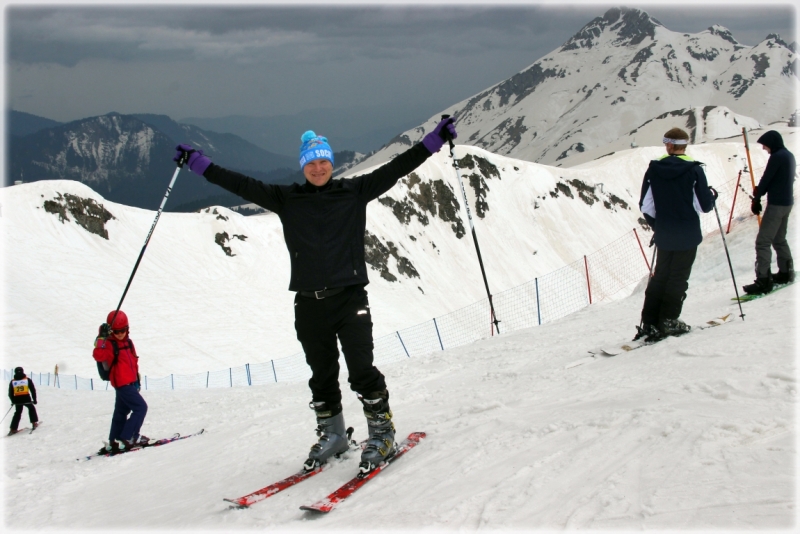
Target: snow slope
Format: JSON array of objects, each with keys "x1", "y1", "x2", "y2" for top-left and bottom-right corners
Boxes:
[
  {"x1": 3, "y1": 129, "x2": 788, "y2": 380},
  {"x1": 2, "y1": 204, "x2": 796, "y2": 530}
]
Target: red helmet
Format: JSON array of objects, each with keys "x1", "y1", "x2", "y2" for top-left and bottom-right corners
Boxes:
[{"x1": 106, "y1": 310, "x2": 129, "y2": 330}]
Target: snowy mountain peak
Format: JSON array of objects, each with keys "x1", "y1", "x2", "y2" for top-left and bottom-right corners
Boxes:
[
  {"x1": 560, "y1": 7, "x2": 660, "y2": 52},
  {"x1": 347, "y1": 8, "x2": 795, "y2": 173}
]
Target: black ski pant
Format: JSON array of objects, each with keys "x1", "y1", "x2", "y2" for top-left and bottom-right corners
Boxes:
[
  {"x1": 10, "y1": 403, "x2": 38, "y2": 431},
  {"x1": 755, "y1": 204, "x2": 793, "y2": 277},
  {"x1": 294, "y1": 285, "x2": 386, "y2": 408},
  {"x1": 641, "y1": 247, "x2": 698, "y2": 326}
]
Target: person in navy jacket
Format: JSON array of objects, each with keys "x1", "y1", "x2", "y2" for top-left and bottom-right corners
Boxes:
[
  {"x1": 636, "y1": 127, "x2": 717, "y2": 341},
  {"x1": 93, "y1": 310, "x2": 149, "y2": 454},
  {"x1": 8, "y1": 367, "x2": 39, "y2": 435},
  {"x1": 743, "y1": 130, "x2": 795, "y2": 294},
  {"x1": 173, "y1": 117, "x2": 457, "y2": 473}
]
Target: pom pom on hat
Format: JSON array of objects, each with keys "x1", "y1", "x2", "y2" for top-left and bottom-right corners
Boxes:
[{"x1": 299, "y1": 130, "x2": 334, "y2": 169}]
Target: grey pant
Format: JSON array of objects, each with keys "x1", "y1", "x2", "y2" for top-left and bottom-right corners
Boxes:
[{"x1": 755, "y1": 204, "x2": 793, "y2": 277}]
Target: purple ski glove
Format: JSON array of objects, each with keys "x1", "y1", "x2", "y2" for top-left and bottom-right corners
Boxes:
[
  {"x1": 174, "y1": 144, "x2": 212, "y2": 176},
  {"x1": 422, "y1": 116, "x2": 457, "y2": 154}
]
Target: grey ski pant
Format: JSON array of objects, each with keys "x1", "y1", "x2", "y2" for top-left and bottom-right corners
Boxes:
[{"x1": 755, "y1": 204, "x2": 793, "y2": 277}]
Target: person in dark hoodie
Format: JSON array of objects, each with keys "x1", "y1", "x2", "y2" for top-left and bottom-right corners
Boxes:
[
  {"x1": 172, "y1": 117, "x2": 457, "y2": 475},
  {"x1": 8, "y1": 366, "x2": 39, "y2": 435},
  {"x1": 635, "y1": 127, "x2": 717, "y2": 341},
  {"x1": 743, "y1": 130, "x2": 795, "y2": 295}
]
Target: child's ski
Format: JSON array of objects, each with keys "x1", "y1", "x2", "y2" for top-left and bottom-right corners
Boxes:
[{"x1": 78, "y1": 429, "x2": 205, "y2": 461}]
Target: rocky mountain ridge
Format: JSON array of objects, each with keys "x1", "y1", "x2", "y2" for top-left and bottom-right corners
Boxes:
[{"x1": 348, "y1": 7, "x2": 796, "y2": 174}]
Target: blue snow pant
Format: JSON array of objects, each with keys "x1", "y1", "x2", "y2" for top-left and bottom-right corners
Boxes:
[{"x1": 109, "y1": 383, "x2": 147, "y2": 442}]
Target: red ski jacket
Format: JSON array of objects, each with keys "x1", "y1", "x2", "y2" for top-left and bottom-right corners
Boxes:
[{"x1": 93, "y1": 335, "x2": 140, "y2": 389}]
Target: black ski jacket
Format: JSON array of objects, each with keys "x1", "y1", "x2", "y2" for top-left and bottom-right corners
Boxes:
[
  {"x1": 755, "y1": 131, "x2": 795, "y2": 206},
  {"x1": 203, "y1": 143, "x2": 433, "y2": 292},
  {"x1": 8, "y1": 374, "x2": 37, "y2": 405},
  {"x1": 639, "y1": 154, "x2": 716, "y2": 251}
]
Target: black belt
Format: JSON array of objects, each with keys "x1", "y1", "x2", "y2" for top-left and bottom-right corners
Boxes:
[{"x1": 298, "y1": 287, "x2": 346, "y2": 299}]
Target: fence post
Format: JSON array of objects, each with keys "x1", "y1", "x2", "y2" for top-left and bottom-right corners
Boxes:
[
  {"x1": 433, "y1": 318, "x2": 444, "y2": 351},
  {"x1": 75, "y1": 375, "x2": 78, "y2": 389},
  {"x1": 396, "y1": 332, "x2": 410, "y2": 358},
  {"x1": 727, "y1": 170, "x2": 743, "y2": 234},
  {"x1": 229, "y1": 368, "x2": 233, "y2": 387},
  {"x1": 47, "y1": 373, "x2": 50, "y2": 387},
  {"x1": 535, "y1": 278, "x2": 542, "y2": 326},
  {"x1": 171, "y1": 374, "x2": 174, "y2": 390},
  {"x1": 91, "y1": 378, "x2": 93, "y2": 391},
  {"x1": 145, "y1": 376, "x2": 148, "y2": 390},
  {"x1": 206, "y1": 371, "x2": 210, "y2": 388},
  {"x1": 584, "y1": 255, "x2": 592, "y2": 304},
  {"x1": 271, "y1": 360, "x2": 278, "y2": 383},
  {"x1": 246, "y1": 364, "x2": 252, "y2": 386},
  {"x1": 632, "y1": 228, "x2": 651, "y2": 272}
]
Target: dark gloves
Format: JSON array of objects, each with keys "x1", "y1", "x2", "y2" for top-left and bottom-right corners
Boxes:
[
  {"x1": 708, "y1": 186, "x2": 718, "y2": 201},
  {"x1": 98, "y1": 323, "x2": 111, "y2": 339},
  {"x1": 33, "y1": 400, "x2": 37, "y2": 405},
  {"x1": 174, "y1": 144, "x2": 212, "y2": 176},
  {"x1": 422, "y1": 116, "x2": 457, "y2": 154},
  {"x1": 751, "y1": 197, "x2": 762, "y2": 216}
]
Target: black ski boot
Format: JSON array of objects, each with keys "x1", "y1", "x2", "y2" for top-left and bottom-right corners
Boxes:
[
  {"x1": 743, "y1": 273, "x2": 773, "y2": 295},
  {"x1": 633, "y1": 323, "x2": 660, "y2": 341},
  {"x1": 774, "y1": 261, "x2": 794, "y2": 284},
  {"x1": 658, "y1": 318, "x2": 691, "y2": 338},
  {"x1": 304, "y1": 401, "x2": 351, "y2": 471},
  {"x1": 358, "y1": 390, "x2": 396, "y2": 475}
]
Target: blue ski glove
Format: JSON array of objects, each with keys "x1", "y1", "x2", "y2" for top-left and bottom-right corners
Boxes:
[
  {"x1": 422, "y1": 116, "x2": 457, "y2": 154},
  {"x1": 174, "y1": 144, "x2": 212, "y2": 176}
]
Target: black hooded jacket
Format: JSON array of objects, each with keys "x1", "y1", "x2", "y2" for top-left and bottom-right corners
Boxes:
[
  {"x1": 203, "y1": 143, "x2": 433, "y2": 292},
  {"x1": 754, "y1": 131, "x2": 795, "y2": 206},
  {"x1": 639, "y1": 154, "x2": 716, "y2": 251},
  {"x1": 9, "y1": 373, "x2": 36, "y2": 405}
]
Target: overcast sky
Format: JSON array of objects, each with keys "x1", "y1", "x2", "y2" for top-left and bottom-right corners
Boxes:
[{"x1": 4, "y1": 0, "x2": 797, "y2": 126}]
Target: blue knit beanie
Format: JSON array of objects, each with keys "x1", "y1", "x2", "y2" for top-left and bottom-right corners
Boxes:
[{"x1": 299, "y1": 130, "x2": 334, "y2": 169}]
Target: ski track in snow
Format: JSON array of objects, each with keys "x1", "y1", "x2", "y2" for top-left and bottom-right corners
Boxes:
[{"x1": 2, "y1": 212, "x2": 796, "y2": 529}]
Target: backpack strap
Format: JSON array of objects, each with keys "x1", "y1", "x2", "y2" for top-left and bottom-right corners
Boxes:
[{"x1": 108, "y1": 339, "x2": 121, "y2": 371}]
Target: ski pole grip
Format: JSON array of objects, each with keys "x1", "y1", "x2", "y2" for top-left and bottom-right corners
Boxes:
[
  {"x1": 176, "y1": 150, "x2": 190, "y2": 169},
  {"x1": 440, "y1": 114, "x2": 455, "y2": 147}
]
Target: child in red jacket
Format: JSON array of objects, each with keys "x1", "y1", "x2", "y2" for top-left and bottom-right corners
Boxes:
[{"x1": 93, "y1": 310, "x2": 149, "y2": 454}]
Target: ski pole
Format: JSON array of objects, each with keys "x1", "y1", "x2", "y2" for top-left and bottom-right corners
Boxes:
[
  {"x1": 741, "y1": 127, "x2": 761, "y2": 227},
  {"x1": 440, "y1": 114, "x2": 501, "y2": 334},
  {"x1": 1, "y1": 405, "x2": 14, "y2": 424},
  {"x1": 109, "y1": 152, "x2": 190, "y2": 327},
  {"x1": 638, "y1": 240, "x2": 657, "y2": 331},
  {"x1": 712, "y1": 203, "x2": 745, "y2": 320}
]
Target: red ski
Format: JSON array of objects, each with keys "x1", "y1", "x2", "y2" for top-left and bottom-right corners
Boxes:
[
  {"x1": 300, "y1": 431, "x2": 426, "y2": 514},
  {"x1": 224, "y1": 429, "x2": 360, "y2": 508},
  {"x1": 224, "y1": 464, "x2": 330, "y2": 508}
]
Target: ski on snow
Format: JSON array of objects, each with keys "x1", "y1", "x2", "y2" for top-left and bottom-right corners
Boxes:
[
  {"x1": 224, "y1": 464, "x2": 331, "y2": 508},
  {"x1": 224, "y1": 430, "x2": 364, "y2": 509},
  {"x1": 77, "y1": 429, "x2": 205, "y2": 461},
  {"x1": 588, "y1": 314, "x2": 734, "y2": 357},
  {"x1": 299, "y1": 431, "x2": 426, "y2": 514}
]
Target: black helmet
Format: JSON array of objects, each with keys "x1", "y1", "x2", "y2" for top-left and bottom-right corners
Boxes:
[{"x1": 14, "y1": 367, "x2": 23, "y2": 374}]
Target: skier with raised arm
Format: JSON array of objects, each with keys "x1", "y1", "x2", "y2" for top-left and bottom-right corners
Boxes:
[{"x1": 174, "y1": 117, "x2": 456, "y2": 474}]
